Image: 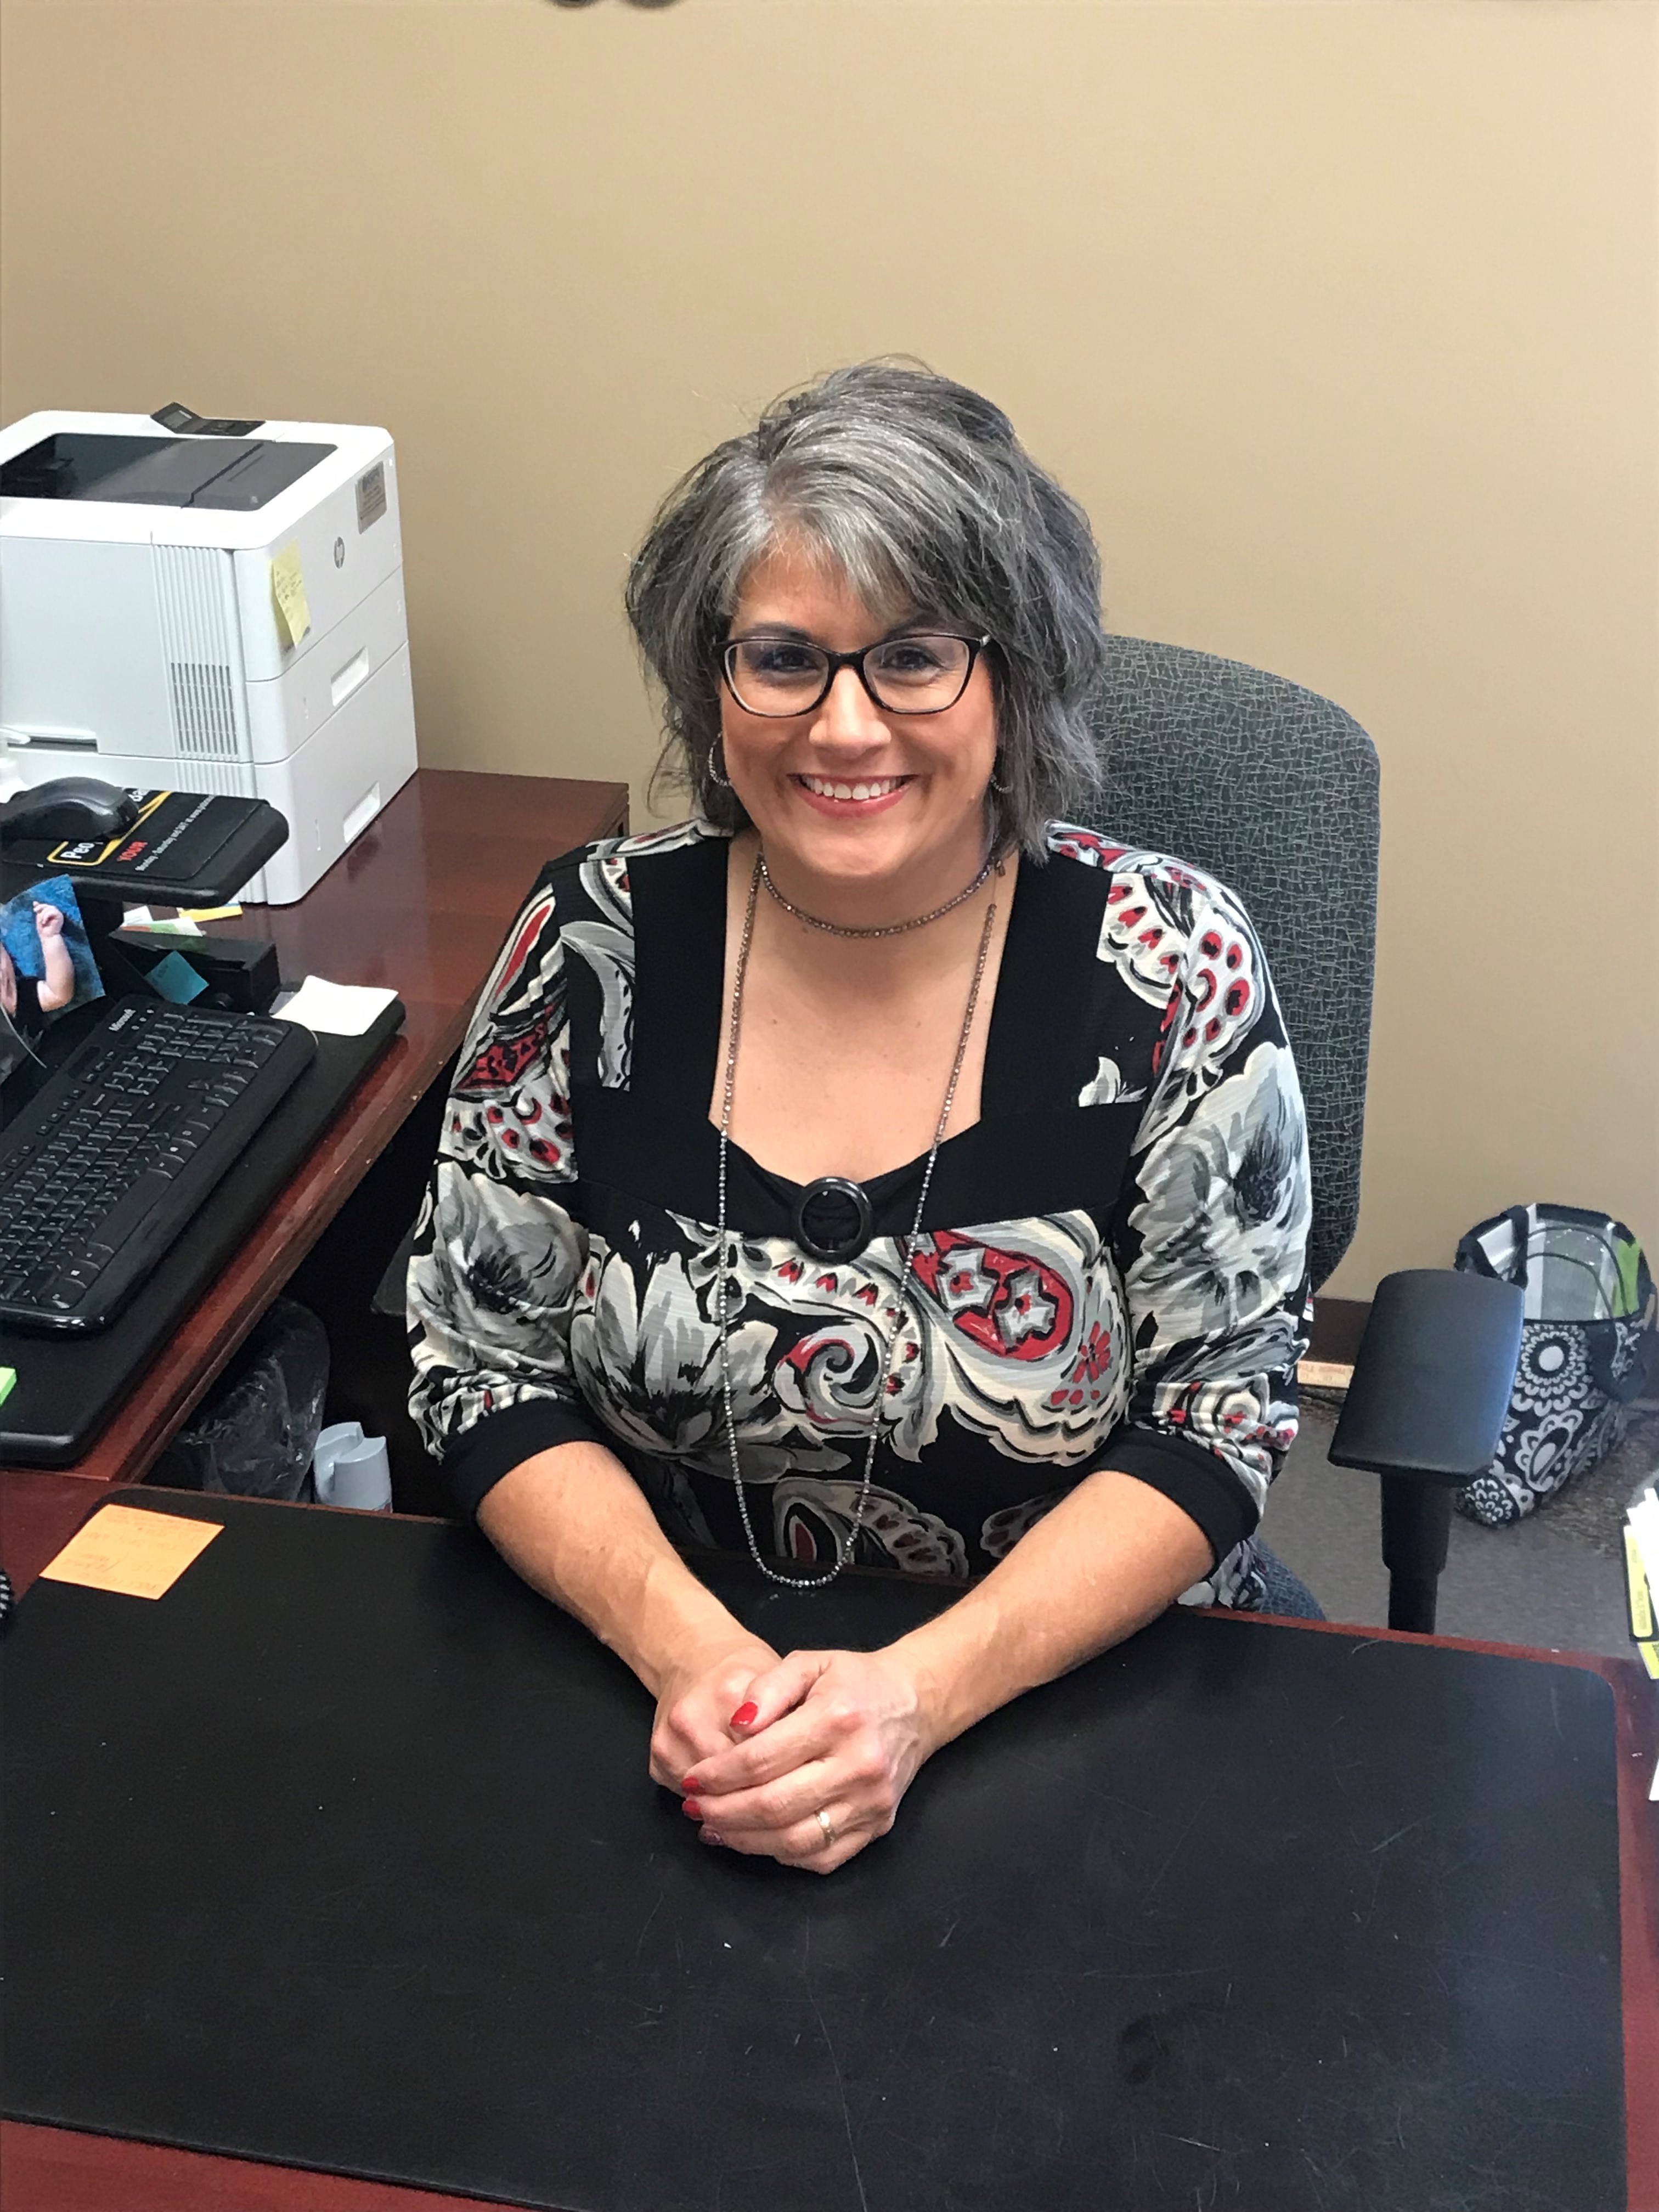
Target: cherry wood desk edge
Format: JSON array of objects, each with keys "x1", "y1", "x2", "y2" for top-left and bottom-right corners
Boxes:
[
  {"x1": 0, "y1": 769, "x2": 628, "y2": 1492},
  {"x1": 2, "y1": 1502, "x2": 1654, "y2": 2212}
]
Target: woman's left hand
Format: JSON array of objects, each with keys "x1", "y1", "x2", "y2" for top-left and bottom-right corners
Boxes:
[{"x1": 679, "y1": 1647, "x2": 935, "y2": 1874}]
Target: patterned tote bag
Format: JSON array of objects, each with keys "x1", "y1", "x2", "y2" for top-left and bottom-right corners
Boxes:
[{"x1": 1454, "y1": 1204, "x2": 1656, "y2": 1527}]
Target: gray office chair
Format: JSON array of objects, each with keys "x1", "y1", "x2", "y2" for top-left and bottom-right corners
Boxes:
[{"x1": 1085, "y1": 636, "x2": 1522, "y2": 1632}]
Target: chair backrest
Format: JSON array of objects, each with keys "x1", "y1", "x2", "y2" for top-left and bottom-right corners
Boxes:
[{"x1": 1081, "y1": 635, "x2": 1379, "y2": 1292}]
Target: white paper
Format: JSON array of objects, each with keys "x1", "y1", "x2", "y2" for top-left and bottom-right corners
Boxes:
[
  {"x1": 121, "y1": 906, "x2": 202, "y2": 935},
  {"x1": 273, "y1": 974, "x2": 397, "y2": 1037}
]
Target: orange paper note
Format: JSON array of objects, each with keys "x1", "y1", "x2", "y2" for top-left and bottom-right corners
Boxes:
[{"x1": 40, "y1": 1504, "x2": 223, "y2": 1600}]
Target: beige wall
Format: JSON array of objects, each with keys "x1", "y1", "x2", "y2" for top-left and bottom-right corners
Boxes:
[{"x1": 3, "y1": 0, "x2": 1655, "y2": 1299}]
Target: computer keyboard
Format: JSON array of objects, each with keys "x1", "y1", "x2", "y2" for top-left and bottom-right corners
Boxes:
[{"x1": 0, "y1": 997, "x2": 316, "y2": 1333}]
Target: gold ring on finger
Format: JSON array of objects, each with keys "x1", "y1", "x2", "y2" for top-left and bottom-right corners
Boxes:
[{"x1": 815, "y1": 1808, "x2": 837, "y2": 1849}]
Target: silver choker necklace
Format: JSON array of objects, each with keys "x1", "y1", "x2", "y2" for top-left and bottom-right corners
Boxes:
[
  {"x1": 715, "y1": 850, "x2": 1000, "y2": 1587},
  {"x1": 758, "y1": 849, "x2": 998, "y2": 938}
]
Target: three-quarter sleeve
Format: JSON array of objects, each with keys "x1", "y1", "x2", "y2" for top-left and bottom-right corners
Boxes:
[
  {"x1": 407, "y1": 869, "x2": 605, "y2": 1518},
  {"x1": 1106, "y1": 871, "x2": 1312, "y2": 1565}
]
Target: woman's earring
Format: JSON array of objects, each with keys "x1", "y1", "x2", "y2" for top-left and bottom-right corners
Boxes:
[
  {"x1": 708, "y1": 739, "x2": 732, "y2": 791},
  {"x1": 988, "y1": 753, "x2": 1011, "y2": 800}
]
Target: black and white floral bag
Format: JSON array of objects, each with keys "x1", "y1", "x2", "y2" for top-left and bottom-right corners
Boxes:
[{"x1": 1453, "y1": 1204, "x2": 1655, "y2": 1527}]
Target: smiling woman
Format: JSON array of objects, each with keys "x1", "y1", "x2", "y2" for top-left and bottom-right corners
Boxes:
[
  {"x1": 627, "y1": 359, "x2": 1107, "y2": 874},
  {"x1": 407, "y1": 362, "x2": 1315, "y2": 1876}
]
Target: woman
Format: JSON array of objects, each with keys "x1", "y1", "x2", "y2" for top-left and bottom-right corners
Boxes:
[{"x1": 409, "y1": 362, "x2": 1312, "y2": 1874}]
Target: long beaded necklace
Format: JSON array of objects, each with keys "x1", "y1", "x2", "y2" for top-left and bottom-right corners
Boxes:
[{"x1": 714, "y1": 849, "x2": 1001, "y2": 1588}]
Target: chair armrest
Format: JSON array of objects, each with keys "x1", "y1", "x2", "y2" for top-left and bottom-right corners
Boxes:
[
  {"x1": 372, "y1": 1223, "x2": 420, "y2": 1319},
  {"x1": 1329, "y1": 1269, "x2": 1523, "y2": 1483}
]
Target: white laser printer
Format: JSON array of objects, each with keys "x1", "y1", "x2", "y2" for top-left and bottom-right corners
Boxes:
[{"x1": 0, "y1": 408, "x2": 419, "y2": 903}]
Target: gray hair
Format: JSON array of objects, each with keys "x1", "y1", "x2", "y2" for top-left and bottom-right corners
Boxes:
[{"x1": 625, "y1": 360, "x2": 1107, "y2": 859}]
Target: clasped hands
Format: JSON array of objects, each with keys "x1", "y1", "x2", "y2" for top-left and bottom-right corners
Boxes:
[{"x1": 649, "y1": 1633, "x2": 934, "y2": 1874}]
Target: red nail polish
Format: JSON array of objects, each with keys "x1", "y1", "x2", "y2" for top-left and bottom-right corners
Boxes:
[
  {"x1": 680, "y1": 1776, "x2": 701, "y2": 1795},
  {"x1": 681, "y1": 1798, "x2": 702, "y2": 1819},
  {"x1": 731, "y1": 1701, "x2": 759, "y2": 1728}
]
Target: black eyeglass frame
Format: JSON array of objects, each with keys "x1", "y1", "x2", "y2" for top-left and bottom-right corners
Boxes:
[{"x1": 718, "y1": 632, "x2": 994, "y2": 719}]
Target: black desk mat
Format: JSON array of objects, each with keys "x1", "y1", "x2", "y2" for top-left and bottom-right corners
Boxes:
[
  {"x1": 2, "y1": 1493, "x2": 1626, "y2": 2211},
  {"x1": 0, "y1": 1001, "x2": 404, "y2": 1466}
]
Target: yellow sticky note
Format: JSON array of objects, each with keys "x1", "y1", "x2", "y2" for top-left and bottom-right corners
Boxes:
[
  {"x1": 180, "y1": 904, "x2": 243, "y2": 924},
  {"x1": 41, "y1": 1504, "x2": 223, "y2": 1601},
  {"x1": 1624, "y1": 1525, "x2": 1655, "y2": 1642},
  {"x1": 270, "y1": 541, "x2": 311, "y2": 650}
]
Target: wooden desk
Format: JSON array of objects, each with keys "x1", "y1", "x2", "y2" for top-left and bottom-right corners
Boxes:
[
  {"x1": 0, "y1": 769, "x2": 627, "y2": 1585},
  {"x1": 1, "y1": 1511, "x2": 1655, "y2": 2212}
]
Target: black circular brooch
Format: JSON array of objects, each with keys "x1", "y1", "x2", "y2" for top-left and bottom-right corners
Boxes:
[{"x1": 792, "y1": 1176, "x2": 874, "y2": 1264}]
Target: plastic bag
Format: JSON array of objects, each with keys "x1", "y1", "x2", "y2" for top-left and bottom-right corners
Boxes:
[{"x1": 153, "y1": 1297, "x2": 330, "y2": 1502}]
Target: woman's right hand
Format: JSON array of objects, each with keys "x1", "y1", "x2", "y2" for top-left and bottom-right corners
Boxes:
[
  {"x1": 472, "y1": 1447, "x2": 781, "y2": 1796},
  {"x1": 648, "y1": 1631, "x2": 781, "y2": 1790}
]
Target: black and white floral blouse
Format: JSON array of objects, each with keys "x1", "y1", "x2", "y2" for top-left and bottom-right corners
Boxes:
[{"x1": 407, "y1": 819, "x2": 1311, "y2": 1608}]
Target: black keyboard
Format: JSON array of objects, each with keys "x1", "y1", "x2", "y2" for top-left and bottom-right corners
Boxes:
[{"x1": 0, "y1": 997, "x2": 316, "y2": 1333}]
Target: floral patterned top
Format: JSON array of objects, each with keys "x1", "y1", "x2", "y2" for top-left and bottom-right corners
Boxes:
[{"x1": 407, "y1": 818, "x2": 1311, "y2": 1607}]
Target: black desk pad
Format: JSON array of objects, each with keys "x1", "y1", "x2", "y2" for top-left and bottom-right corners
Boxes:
[
  {"x1": 0, "y1": 1001, "x2": 404, "y2": 1466},
  {"x1": 3, "y1": 1493, "x2": 1626, "y2": 2211}
]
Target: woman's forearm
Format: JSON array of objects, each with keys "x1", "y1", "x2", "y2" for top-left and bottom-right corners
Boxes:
[
  {"x1": 475, "y1": 1442, "x2": 758, "y2": 1697},
  {"x1": 886, "y1": 1469, "x2": 1215, "y2": 1755}
]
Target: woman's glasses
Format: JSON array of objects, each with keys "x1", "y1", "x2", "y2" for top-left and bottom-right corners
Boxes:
[{"x1": 720, "y1": 632, "x2": 991, "y2": 718}]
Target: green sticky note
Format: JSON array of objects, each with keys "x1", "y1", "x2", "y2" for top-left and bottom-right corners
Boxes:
[
  {"x1": 0, "y1": 1367, "x2": 15, "y2": 1407},
  {"x1": 1614, "y1": 1229, "x2": 1643, "y2": 1320}
]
